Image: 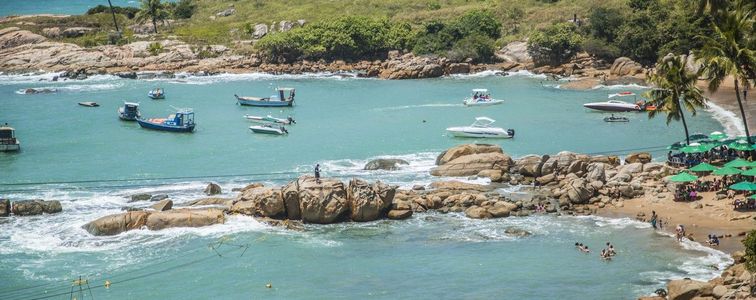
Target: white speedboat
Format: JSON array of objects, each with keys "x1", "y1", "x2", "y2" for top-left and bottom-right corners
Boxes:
[
  {"x1": 463, "y1": 89, "x2": 504, "y2": 106},
  {"x1": 0, "y1": 124, "x2": 20, "y2": 152},
  {"x1": 583, "y1": 92, "x2": 642, "y2": 112},
  {"x1": 446, "y1": 117, "x2": 514, "y2": 139},
  {"x1": 244, "y1": 115, "x2": 295, "y2": 125},
  {"x1": 250, "y1": 124, "x2": 288, "y2": 135}
]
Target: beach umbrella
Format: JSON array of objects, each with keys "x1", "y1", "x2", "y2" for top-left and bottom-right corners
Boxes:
[
  {"x1": 729, "y1": 181, "x2": 756, "y2": 191},
  {"x1": 669, "y1": 172, "x2": 698, "y2": 182},
  {"x1": 689, "y1": 133, "x2": 708, "y2": 141},
  {"x1": 725, "y1": 158, "x2": 752, "y2": 168},
  {"x1": 750, "y1": 194, "x2": 756, "y2": 200},
  {"x1": 742, "y1": 168, "x2": 756, "y2": 177},
  {"x1": 680, "y1": 143, "x2": 709, "y2": 154},
  {"x1": 667, "y1": 142, "x2": 684, "y2": 150},
  {"x1": 689, "y1": 162, "x2": 718, "y2": 172},
  {"x1": 728, "y1": 140, "x2": 754, "y2": 151},
  {"x1": 713, "y1": 167, "x2": 742, "y2": 176},
  {"x1": 709, "y1": 131, "x2": 727, "y2": 141}
]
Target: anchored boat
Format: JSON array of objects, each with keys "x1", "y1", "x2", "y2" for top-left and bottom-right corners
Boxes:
[
  {"x1": 78, "y1": 101, "x2": 99, "y2": 107},
  {"x1": 0, "y1": 124, "x2": 20, "y2": 152},
  {"x1": 583, "y1": 91, "x2": 653, "y2": 112},
  {"x1": 250, "y1": 124, "x2": 288, "y2": 135},
  {"x1": 244, "y1": 115, "x2": 296, "y2": 125},
  {"x1": 463, "y1": 89, "x2": 504, "y2": 106},
  {"x1": 118, "y1": 102, "x2": 141, "y2": 121},
  {"x1": 148, "y1": 88, "x2": 165, "y2": 99},
  {"x1": 137, "y1": 108, "x2": 195, "y2": 132},
  {"x1": 446, "y1": 117, "x2": 514, "y2": 139},
  {"x1": 235, "y1": 87, "x2": 295, "y2": 107}
]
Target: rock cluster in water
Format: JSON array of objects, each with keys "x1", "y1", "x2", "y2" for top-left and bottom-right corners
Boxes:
[{"x1": 0, "y1": 199, "x2": 62, "y2": 216}]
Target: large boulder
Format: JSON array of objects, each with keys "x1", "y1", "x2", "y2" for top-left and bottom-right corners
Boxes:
[
  {"x1": 495, "y1": 41, "x2": 532, "y2": 65},
  {"x1": 253, "y1": 24, "x2": 268, "y2": 39},
  {"x1": 387, "y1": 209, "x2": 412, "y2": 220},
  {"x1": 130, "y1": 193, "x2": 152, "y2": 202},
  {"x1": 565, "y1": 179, "x2": 595, "y2": 204},
  {"x1": 11, "y1": 200, "x2": 62, "y2": 216},
  {"x1": 431, "y1": 152, "x2": 513, "y2": 177},
  {"x1": 514, "y1": 155, "x2": 547, "y2": 177},
  {"x1": 667, "y1": 279, "x2": 712, "y2": 300},
  {"x1": 145, "y1": 209, "x2": 225, "y2": 231},
  {"x1": 41, "y1": 27, "x2": 61, "y2": 38},
  {"x1": 347, "y1": 179, "x2": 396, "y2": 222},
  {"x1": 231, "y1": 187, "x2": 286, "y2": 219},
  {"x1": 541, "y1": 151, "x2": 580, "y2": 175},
  {"x1": 625, "y1": 152, "x2": 652, "y2": 164},
  {"x1": 610, "y1": 57, "x2": 644, "y2": 76},
  {"x1": 204, "y1": 182, "x2": 222, "y2": 195},
  {"x1": 281, "y1": 180, "x2": 302, "y2": 220},
  {"x1": 0, "y1": 199, "x2": 9, "y2": 217},
  {"x1": 83, "y1": 211, "x2": 150, "y2": 236},
  {"x1": 465, "y1": 206, "x2": 493, "y2": 219},
  {"x1": 363, "y1": 158, "x2": 409, "y2": 171},
  {"x1": 0, "y1": 28, "x2": 46, "y2": 50},
  {"x1": 429, "y1": 181, "x2": 492, "y2": 192},
  {"x1": 61, "y1": 27, "x2": 94, "y2": 38},
  {"x1": 620, "y1": 162, "x2": 644, "y2": 174},
  {"x1": 436, "y1": 144, "x2": 503, "y2": 165},
  {"x1": 586, "y1": 163, "x2": 607, "y2": 183},
  {"x1": 151, "y1": 199, "x2": 173, "y2": 211},
  {"x1": 285, "y1": 177, "x2": 349, "y2": 224}
]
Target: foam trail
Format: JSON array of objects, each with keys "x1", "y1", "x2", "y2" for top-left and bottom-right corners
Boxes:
[
  {"x1": 0, "y1": 72, "x2": 119, "y2": 85},
  {"x1": 372, "y1": 103, "x2": 463, "y2": 111},
  {"x1": 591, "y1": 83, "x2": 649, "y2": 90},
  {"x1": 163, "y1": 71, "x2": 364, "y2": 85},
  {"x1": 505, "y1": 69, "x2": 548, "y2": 79},
  {"x1": 705, "y1": 101, "x2": 745, "y2": 137}
]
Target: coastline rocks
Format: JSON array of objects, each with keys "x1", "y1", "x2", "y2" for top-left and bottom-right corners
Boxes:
[
  {"x1": 347, "y1": 179, "x2": 395, "y2": 222},
  {"x1": 0, "y1": 199, "x2": 10, "y2": 217},
  {"x1": 11, "y1": 200, "x2": 62, "y2": 216},
  {"x1": 231, "y1": 187, "x2": 286, "y2": 219},
  {"x1": 290, "y1": 177, "x2": 349, "y2": 224},
  {"x1": 431, "y1": 149, "x2": 513, "y2": 177},
  {"x1": 151, "y1": 199, "x2": 173, "y2": 211},
  {"x1": 565, "y1": 179, "x2": 595, "y2": 204},
  {"x1": 610, "y1": 57, "x2": 644, "y2": 76},
  {"x1": 514, "y1": 155, "x2": 548, "y2": 177},
  {"x1": 130, "y1": 193, "x2": 152, "y2": 202},
  {"x1": 465, "y1": 206, "x2": 492, "y2": 219},
  {"x1": 41, "y1": 27, "x2": 61, "y2": 38},
  {"x1": 363, "y1": 158, "x2": 409, "y2": 171},
  {"x1": 0, "y1": 28, "x2": 45, "y2": 50},
  {"x1": 495, "y1": 41, "x2": 532, "y2": 67},
  {"x1": 666, "y1": 279, "x2": 712, "y2": 300},
  {"x1": 586, "y1": 163, "x2": 607, "y2": 183},
  {"x1": 625, "y1": 152, "x2": 652, "y2": 164},
  {"x1": 436, "y1": 144, "x2": 503, "y2": 165},
  {"x1": 379, "y1": 53, "x2": 444, "y2": 79},
  {"x1": 150, "y1": 194, "x2": 168, "y2": 202},
  {"x1": 204, "y1": 182, "x2": 222, "y2": 195},
  {"x1": 186, "y1": 197, "x2": 232, "y2": 207},
  {"x1": 387, "y1": 209, "x2": 412, "y2": 220},
  {"x1": 83, "y1": 209, "x2": 225, "y2": 236}
]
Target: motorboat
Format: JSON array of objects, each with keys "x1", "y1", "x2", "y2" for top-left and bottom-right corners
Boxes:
[
  {"x1": 0, "y1": 124, "x2": 20, "y2": 152},
  {"x1": 603, "y1": 114, "x2": 629, "y2": 122},
  {"x1": 137, "y1": 108, "x2": 195, "y2": 132},
  {"x1": 78, "y1": 101, "x2": 99, "y2": 107},
  {"x1": 244, "y1": 115, "x2": 296, "y2": 125},
  {"x1": 250, "y1": 124, "x2": 288, "y2": 135},
  {"x1": 446, "y1": 117, "x2": 514, "y2": 139},
  {"x1": 463, "y1": 89, "x2": 504, "y2": 106},
  {"x1": 118, "y1": 102, "x2": 141, "y2": 121},
  {"x1": 235, "y1": 87, "x2": 295, "y2": 107},
  {"x1": 148, "y1": 88, "x2": 165, "y2": 99},
  {"x1": 583, "y1": 92, "x2": 643, "y2": 112}
]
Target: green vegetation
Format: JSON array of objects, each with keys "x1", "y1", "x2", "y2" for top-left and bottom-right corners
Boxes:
[
  {"x1": 170, "y1": 0, "x2": 197, "y2": 19},
  {"x1": 86, "y1": 5, "x2": 140, "y2": 19},
  {"x1": 412, "y1": 10, "x2": 501, "y2": 62},
  {"x1": 745, "y1": 230, "x2": 756, "y2": 272},
  {"x1": 148, "y1": 42, "x2": 164, "y2": 55},
  {"x1": 646, "y1": 54, "x2": 706, "y2": 145},
  {"x1": 135, "y1": 0, "x2": 169, "y2": 34},
  {"x1": 527, "y1": 22, "x2": 582, "y2": 66}
]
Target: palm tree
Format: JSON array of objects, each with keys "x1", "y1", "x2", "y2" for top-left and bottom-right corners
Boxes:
[
  {"x1": 135, "y1": 0, "x2": 167, "y2": 34},
  {"x1": 647, "y1": 54, "x2": 707, "y2": 145},
  {"x1": 696, "y1": 0, "x2": 730, "y2": 16},
  {"x1": 107, "y1": 0, "x2": 120, "y2": 32},
  {"x1": 696, "y1": 4, "x2": 756, "y2": 143}
]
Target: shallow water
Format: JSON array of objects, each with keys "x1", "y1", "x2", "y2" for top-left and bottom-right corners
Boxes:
[{"x1": 0, "y1": 72, "x2": 736, "y2": 299}]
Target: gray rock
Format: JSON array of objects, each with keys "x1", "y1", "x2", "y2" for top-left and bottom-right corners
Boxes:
[
  {"x1": 504, "y1": 227, "x2": 532, "y2": 237},
  {"x1": 11, "y1": 200, "x2": 62, "y2": 216},
  {"x1": 130, "y1": 193, "x2": 152, "y2": 202},
  {"x1": 61, "y1": 27, "x2": 93, "y2": 38},
  {"x1": 204, "y1": 182, "x2": 221, "y2": 195},
  {"x1": 151, "y1": 199, "x2": 173, "y2": 211},
  {"x1": 0, "y1": 199, "x2": 9, "y2": 217},
  {"x1": 150, "y1": 194, "x2": 168, "y2": 202},
  {"x1": 253, "y1": 24, "x2": 268, "y2": 39},
  {"x1": 216, "y1": 8, "x2": 235, "y2": 17},
  {"x1": 363, "y1": 158, "x2": 409, "y2": 171}
]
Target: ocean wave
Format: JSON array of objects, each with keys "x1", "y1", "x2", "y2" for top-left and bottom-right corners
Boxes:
[
  {"x1": 505, "y1": 69, "x2": 548, "y2": 79},
  {"x1": 162, "y1": 71, "x2": 364, "y2": 85},
  {"x1": 0, "y1": 72, "x2": 119, "y2": 85},
  {"x1": 447, "y1": 70, "x2": 506, "y2": 78},
  {"x1": 591, "y1": 83, "x2": 649, "y2": 90},
  {"x1": 15, "y1": 83, "x2": 123, "y2": 94},
  {"x1": 705, "y1": 101, "x2": 745, "y2": 137}
]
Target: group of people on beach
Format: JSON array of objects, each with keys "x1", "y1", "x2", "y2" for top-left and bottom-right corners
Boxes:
[
  {"x1": 668, "y1": 147, "x2": 755, "y2": 168},
  {"x1": 707, "y1": 234, "x2": 720, "y2": 247},
  {"x1": 575, "y1": 242, "x2": 616, "y2": 260}
]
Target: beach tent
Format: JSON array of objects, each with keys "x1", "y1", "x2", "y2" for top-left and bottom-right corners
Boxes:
[
  {"x1": 742, "y1": 168, "x2": 756, "y2": 177},
  {"x1": 729, "y1": 181, "x2": 756, "y2": 191},
  {"x1": 709, "y1": 131, "x2": 727, "y2": 141},
  {"x1": 713, "y1": 167, "x2": 742, "y2": 176},
  {"x1": 689, "y1": 162, "x2": 718, "y2": 172},
  {"x1": 669, "y1": 172, "x2": 698, "y2": 182},
  {"x1": 725, "y1": 158, "x2": 752, "y2": 168}
]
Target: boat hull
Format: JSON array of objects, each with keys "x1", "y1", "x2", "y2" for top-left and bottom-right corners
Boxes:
[
  {"x1": 463, "y1": 99, "x2": 504, "y2": 106},
  {"x1": 0, "y1": 143, "x2": 20, "y2": 152},
  {"x1": 249, "y1": 127, "x2": 286, "y2": 135},
  {"x1": 238, "y1": 99, "x2": 293, "y2": 107},
  {"x1": 137, "y1": 119, "x2": 194, "y2": 132},
  {"x1": 446, "y1": 128, "x2": 512, "y2": 139},
  {"x1": 583, "y1": 104, "x2": 639, "y2": 112},
  {"x1": 118, "y1": 107, "x2": 140, "y2": 121}
]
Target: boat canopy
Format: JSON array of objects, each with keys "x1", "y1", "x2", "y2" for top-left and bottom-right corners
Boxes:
[
  {"x1": 124, "y1": 102, "x2": 139, "y2": 107},
  {"x1": 0, "y1": 126, "x2": 15, "y2": 139},
  {"x1": 472, "y1": 116, "x2": 496, "y2": 127},
  {"x1": 277, "y1": 87, "x2": 295, "y2": 91},
  {"x1": 472, "y1": 89, "x2": 489, "y2": 93}
]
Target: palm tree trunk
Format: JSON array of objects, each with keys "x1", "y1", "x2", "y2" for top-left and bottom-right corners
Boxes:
[
  {"x1": 107, "y1": 0, "x2": 120, "y2": 32},
  {"x1": 679, "y1": 98, "x2": 691, "y2": 145},
  {"x1": 733, "y1": 78, "x2": 751, "y2": 144},
  {"x1": 152, "y1": 17, "x2": 158, "y2": 34}
]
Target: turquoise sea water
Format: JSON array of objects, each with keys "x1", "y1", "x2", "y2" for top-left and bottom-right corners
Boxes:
[
  {"x1": 0, "y1": 71, "x2": 738, "y2": 299},
  {"x1": 0, "y1": 0, "x2": 139, "y2": 17}
]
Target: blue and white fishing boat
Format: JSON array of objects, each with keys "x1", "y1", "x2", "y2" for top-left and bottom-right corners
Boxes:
[
  {"x1": 235, "y1": 87, "x2": 295, "y2": 107},
  {"x1": 148, "y1": 88, "x2": 165, "y2": 99},
  {"x1": 137, "y1": 108, "x2": 195, "y2": 132},
  {"x1": 118, "y1": 102, "x2": 141, "y2": 121}
]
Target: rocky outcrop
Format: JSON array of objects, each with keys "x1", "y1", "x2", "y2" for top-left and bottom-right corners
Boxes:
[
  {"x1": 10, "y1": 200, "x2": 62, "y2": 216},
  {"x1": 0, "y1": 199, "x2": 9, "y2": 217},
  {"x1": 514, "y1": 155, "x2": 548, "y2": 177},
  {"x1": 436, "y1": 144, "x2": 503, "y2": 165},
  {"x1": 130, "y1": 193, "x2": 152, "y2": 202},
  {"x1": 387, "y1": 209, "x2": 412, "y2": 220},
  {"x1": 666, "y1": 279, "x2": 712, "y2": 300},
  {"x1": 432, "y1": 144, "x2": 512, "y2": 177},
  {"x1": 186, "y1": 197, "x2": 232, "y2": 207},
  {"x1": 61, "y1": 27, "x2": 93, "y2": 38},
  {"x1": 204, "y1": 182, "x2": 222, "y2": 195},
  {"x1": 380, "y1": 53, "x2": 444, "y2": 79},
  {"x1": 347, "y1": 179, "x2": 395, "y2": 222},
  {"x1": 83, "y1": 209, "x2": 225, "y2": 236},
  {"x1": 610, "y1": 57, "x2": 644, "y2": 76},
  {"x1": 625, "y1": 152, "x2": 652, "y2": 164},
  {"x1": 230, "y1": 187, "x2": 286, "y2": 219},
  {"x1": 151, "y1": 199, "x2": 173, "y2": 211},
  {"x1": 363, "y1": 158, "x2": 409, "y2": 171},
  {"x1": 0, "y1": 28, "x2": 45, "y2": 50},
  {"x1": 285, "y1": 177, "x2": 349, "y2": 224},
  {"x1": 495, "y1": 41, "x2": 532, "y2": 67}
]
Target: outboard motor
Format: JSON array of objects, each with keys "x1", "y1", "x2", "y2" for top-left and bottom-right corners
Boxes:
[
  {"x1": 507, "y1": 129, "x2": 515, "y2": 138},
  {"x1": 288, "y1": 116, "x2": 296, "y2": 124}
]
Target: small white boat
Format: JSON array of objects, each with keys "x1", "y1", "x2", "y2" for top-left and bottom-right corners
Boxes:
[
  {"x1": 603, "y1": 114, "x2": 629, "y2": 122},
  {"x1": 0, "y1": 124, "x2": 20, "y2": 152},
  {"x1": 583, "y1": 92, "x2": 643, "y2": 112},
  {"x1": 463, "y1": 89, "x2": 504, "y2": 106},
  {"x1": 78, "y1": 101, "x2": 99, "y2": 107},
  {"x1": 446, "y1": 117, "x2": 514, "y2": 139},
  {"x1": 244, "y1": 115, "x2": 296, "y2": 125},
  {"x1": 250, "y1": 124, "x2": 288, "y2": 135}
]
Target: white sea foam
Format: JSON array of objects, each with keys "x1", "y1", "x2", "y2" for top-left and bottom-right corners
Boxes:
[
  {"x1": 371, "y1": 103, "x2": 463, "y2": 111},
  {"x1": 591, "y1": 83, "x2": 649, "y2": 90},
  {"x1": 14, "y1": 83, "x2": 123, "y2": 94},
  {"x1": 705, "y1": 101, "x2": 746, "y2": 137},
  {"x1": 0, "y1": 72, "x2": 119, "y2": 85},
  {"x1": 161, "y1": 71, "x2": 363, "y2": 85},
  {"x1": 447, "y1": 70, "x2": 506, "y2": 79},
  {"x1": 505, "y1": 69, "x2": 549, "y2": 79}
]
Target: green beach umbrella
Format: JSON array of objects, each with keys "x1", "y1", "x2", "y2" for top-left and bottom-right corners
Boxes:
[
  {"x1": 689, "y1": 162, "x2": 718, "y2": 172},
  {"x1": 728, "y1": 140, "x2": 754, "y2": 151},
  {"x1": 725, "y1": 158, "x2": 752, "y2": 168},
  {"x1": 680, "y1": 143, "x2": 709, "y2": 154},
  {"x1": 750, "y1": 194, "x2": 756, "y2": 200},
  {"x1": 669, "y1": 172, "x2": 698, "y2": 182},
  {"x1": 742, "y1": 168, "x2": 756, "y2": 177},
  {"x1": 667, "y1": 142, "x2": 684, "y2": 150},
  {"x1": 713, "y1": 167, "x2": 742, "y2": 176},
  {"x1": 729, "y1": 181, "x2": 756, "y2": 191},
  {"x1": 709, "y1": 131, "x2": 727, "y2": 141},
  {"x1": 689, "y1": 133, "x2": 708, "y2": 141}
]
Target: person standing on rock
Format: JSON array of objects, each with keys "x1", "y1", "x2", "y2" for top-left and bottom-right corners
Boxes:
[
  {"x1": 650, "y1": 211, "x2": 657, "y2": 229},
  {"x1": 314, "y1": 164, "x2": 321, "y2": 184}
]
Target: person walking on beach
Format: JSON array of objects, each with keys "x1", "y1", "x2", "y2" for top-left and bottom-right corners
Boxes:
[
  {"x1": 314, "y1": 164, "x2": 321, "y2": 184},
  {"x1": 650, "y1": 211, "x2": 657, "y2": 229}
]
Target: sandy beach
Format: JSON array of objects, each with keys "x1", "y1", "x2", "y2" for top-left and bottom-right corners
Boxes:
[{"x1": 699, "y1": 78, "x2": 755, "y2": 135}]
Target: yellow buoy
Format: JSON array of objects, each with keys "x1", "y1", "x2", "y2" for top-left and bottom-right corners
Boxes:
[
  {"x1": 104, "y1": 280, "x2": 111, "y2": 289},
  {"x1": 265, "y1": 283, "x2": 272, "y2": 289}
]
